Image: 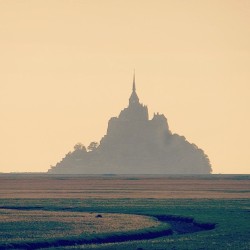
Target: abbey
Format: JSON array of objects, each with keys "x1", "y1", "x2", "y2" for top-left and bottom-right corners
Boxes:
[{"x1": 48, "y1": 76, "x2": 212, "y2": 174}]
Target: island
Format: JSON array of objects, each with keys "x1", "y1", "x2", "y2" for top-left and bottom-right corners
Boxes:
[{"x1": 48, "y1": 76, "x2": 212, "y2": 174}]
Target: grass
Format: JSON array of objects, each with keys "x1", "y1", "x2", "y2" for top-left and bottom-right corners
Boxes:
[
  {"x1": 0, "y1": 198, "x2": 249, "y2": 249},
  {"x1": 0, "y1": 210, "x2": 161, "y2": 245},
  {"x1": 0, "y1": 174, "x2": 249, "y2": 249}
]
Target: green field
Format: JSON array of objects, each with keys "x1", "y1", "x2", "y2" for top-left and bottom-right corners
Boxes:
[{"x1": 0, "y1": 175, "x2": 249, "y2": 249}]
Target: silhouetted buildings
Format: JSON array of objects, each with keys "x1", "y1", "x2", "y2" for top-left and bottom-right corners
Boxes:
[{"x1": 48, "y1": 75, "x2": 212, "y2": 174}]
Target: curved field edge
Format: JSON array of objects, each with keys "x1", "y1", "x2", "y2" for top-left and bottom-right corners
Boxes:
[
  {"x1": 154, "y1": 215, "x2": 216, "y2": 230},
  {"x1": 0, "y1": 212, "x2": 215, "y2": 250},
  {"x1": 0, "y1": 223, "x2": 171, "y2": 250},
  {"x1": 0, "y1": 210, "x2": 160, "y2": 242}
]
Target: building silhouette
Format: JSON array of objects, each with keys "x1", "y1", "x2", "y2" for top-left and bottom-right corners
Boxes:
[{"x1": 48, "y1": 75, "x2": 212, "y2": 174}]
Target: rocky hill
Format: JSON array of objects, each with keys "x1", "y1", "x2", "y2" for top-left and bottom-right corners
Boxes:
[{"x1": 48, "y1": 78, "x2": 212, "y2": 174}]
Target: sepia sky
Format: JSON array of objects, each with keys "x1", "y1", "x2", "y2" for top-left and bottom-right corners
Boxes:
[{"x1": 0, "y1": 0, "x2": 249, "y2": 174}]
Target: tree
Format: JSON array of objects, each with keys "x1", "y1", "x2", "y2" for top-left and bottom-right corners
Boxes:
[
  {"x1": 74, "y1": 143, "x2": 86, "y2": 152},
  {"x1": 87, "y1": 141, "x2": 99, "y2": 152}
]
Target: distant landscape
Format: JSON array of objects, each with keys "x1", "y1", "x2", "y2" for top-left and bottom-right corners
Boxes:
[{"x1": 0, "y1": 174, "x2": 249, "y2": 249}]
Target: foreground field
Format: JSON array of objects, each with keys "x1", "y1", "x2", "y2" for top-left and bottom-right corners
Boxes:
[
  {"x1": 0, "y1": 210, "x2": 161, "y2": 244},
  {"x1": 0, "y1": 174, "x2": 249, "y2": 249}
]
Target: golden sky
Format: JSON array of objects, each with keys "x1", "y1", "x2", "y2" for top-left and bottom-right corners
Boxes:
[{"x1": 0, "y1": 0, "x2": 249, "y2": 173}]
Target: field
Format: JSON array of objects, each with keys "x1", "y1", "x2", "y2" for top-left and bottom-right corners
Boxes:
[{"x1": 0, "y1": 174, "x2": 249, "y2": 249}]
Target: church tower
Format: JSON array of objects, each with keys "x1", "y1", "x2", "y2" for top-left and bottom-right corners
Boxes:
[
  {"x1": 118, "y1": 73, "x2": 149, "y2": 121},
  {"x1": 129, "y1": 72, "x2": 139, "y2": 106}
]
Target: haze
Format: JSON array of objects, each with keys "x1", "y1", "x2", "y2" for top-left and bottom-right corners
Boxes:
[{"x1": 0, "y1": 0, "x2": 249, "y2": 174}]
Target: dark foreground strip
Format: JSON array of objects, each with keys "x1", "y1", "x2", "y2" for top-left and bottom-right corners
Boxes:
[
  {"x1": 0, "y1": 206, "x2": 44, "y2": 210},
  {"x1": 154, "y1": 215, "x2": 216, "y2": 234},
  {"x1": 0, "y1": 227, "x2": 172, "y2": 250}
]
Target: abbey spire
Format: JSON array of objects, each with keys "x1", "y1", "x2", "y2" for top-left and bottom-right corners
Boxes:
[
  {"x1": 129, "y1": 71, "x2": 139, "y2": 105},
  {"x1": 133, "y1": 71, "x2": 136, "y2": 92}
]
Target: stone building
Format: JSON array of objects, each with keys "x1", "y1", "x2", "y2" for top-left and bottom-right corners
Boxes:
[{"x1": 48, "y1": 75, "x2": 212, "y2": 174}]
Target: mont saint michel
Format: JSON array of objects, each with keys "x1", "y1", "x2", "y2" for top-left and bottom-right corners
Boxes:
[{"x1": 49, "y1": 76, "x2": 212, "y2": 174}]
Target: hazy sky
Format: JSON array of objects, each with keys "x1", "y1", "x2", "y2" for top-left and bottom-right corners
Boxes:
[{"x1": 0, "y1": 0, "x2": 249, "y2": 174}]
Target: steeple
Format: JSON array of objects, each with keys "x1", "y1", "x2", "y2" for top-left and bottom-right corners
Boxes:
[
  {"x1": 129, "y1": 71, "x2": 139, "y2": 105},
  {"x1": 133, "y1": 70, "x2": 136, "y2": 92}
]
